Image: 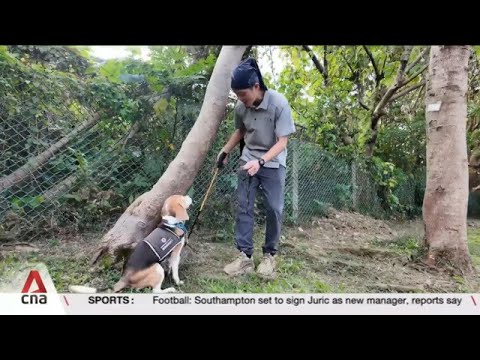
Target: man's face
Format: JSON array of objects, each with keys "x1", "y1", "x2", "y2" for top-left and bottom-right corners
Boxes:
[{"x1": 234, "y1": 84, "x2": 261, "y2": 108}]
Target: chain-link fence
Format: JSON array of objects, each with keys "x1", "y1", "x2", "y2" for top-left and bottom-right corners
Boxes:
[
  {"x1": 0, "y1": 53, "x2": 425, "y2": 243},
  {"x1": 187, "y1": 137, "x2": 425, "y2": 239}
]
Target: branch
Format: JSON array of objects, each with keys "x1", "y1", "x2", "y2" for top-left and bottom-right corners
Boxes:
[
  {"x1": 380, "y1": 55, "x2": 387, "y2": 74},
  {"x1": 359, "y1": 100, "x2": 371, "y2": 111},
  {"x1": 390, "y1": 81, "x2": 426, "y2": 102},
  {"x1": 373, "y1": 47, "x2": 413, "y2": 115},
  {"x1": 341, "y1": 51, "x2": 371, "y2": 111},
  {"x1": 363, "y1": 46, "x2": 381, "y2": 83},
  {"x1": 402, "y1": 64, "x2": 428, "y2": 88},
  {"x1": 341, "y1": 51, "x2": 355, "y2": 75},
  {"x1": 291, "y1": 104, "x2": 314, "y2": 121},
  {"x1": 406, "y1": 47, "x2": 429, "y2": 74},
  {"x1": 0, "y1": 112, "x2": 101, "y2": 193},
  {"x1": 396, "y1": 46, "x2": 413, "y2": 83},
  {"x1": 302, "y1": 45, "x2": 327, "y2": 83},
  {"x1": 412, "y1": 82, "x2": 426, "y2": 110},
  {"x1": 474, "y1": 119, "x2": 480, "y2": 133},
  {"x1": 323, "y1": 45, "x2": 328, "y2": 85},
  {"x1": 121, "y1": 121, "x2": 141, "y2": 150}
]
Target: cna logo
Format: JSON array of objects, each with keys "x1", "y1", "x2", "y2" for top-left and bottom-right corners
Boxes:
[
  {"x1": 21, "y1": 270, "x2": 47, "y2": 293},
  {"x1": 0, "y1": 262, "x2": 57, "y2": 294},
  {"x1": 0, "y1": 263, "x2": 66, "y2": 314}
]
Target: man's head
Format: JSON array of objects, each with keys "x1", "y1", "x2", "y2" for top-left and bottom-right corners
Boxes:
[{"x1": 231, "y1": 58, "x2": 267, "y2": 108}]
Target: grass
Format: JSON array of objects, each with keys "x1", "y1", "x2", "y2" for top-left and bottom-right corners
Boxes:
[
  {"x1": 181, "y1": 256, "x2": 332, "y2": 293},
  {"x1": 467, "y1": 228, "x2": 480, "y2": 268},
  {"x1": 2, "y1": 219, "x2": 480, "y2": 294},
  {"x1": 371, "y1": 235, "x2": 423, "y2": 259},
  {"x1": 0, "y1": 237, "x2": 333, "y2": 293}
]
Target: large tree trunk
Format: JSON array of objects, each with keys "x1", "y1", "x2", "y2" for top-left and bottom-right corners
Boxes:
[
  {"x1": 92, "y1": 46, "x2": 248, "y2": 264},
  {"x1": 422, "y1": 45, "x2": 474, "y2": 275}
]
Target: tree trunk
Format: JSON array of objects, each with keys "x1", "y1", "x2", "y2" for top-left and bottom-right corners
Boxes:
[
  {"x1": 422, "y1": 45, "x2": 474, "y2": 275},
  {"x1": 92, "y1": 46, "x2": 248, "y2": 264},
  {"x1": 0, "y1": 112, "x2": 100, "y2": 193},
  {"x1": 41, "y1": 174, "x2": 78, "y2": 203}
]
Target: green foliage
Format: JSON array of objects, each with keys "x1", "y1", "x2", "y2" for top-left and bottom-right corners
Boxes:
[
  {"x1": 373, "y1": 235, "x2": 423, "y2": 259},
  {"x1": 312, "y1": 200, "x2": 332, "y2": 217},
  {"x1": 467, "y1": 228, "x2": 480, "y2": 267},
  {"x1": 7, "y1": 46, "x2": 92, "y2": 77},
  {"x1": 272, "y1": 45, "x2": 430, "y2": 171}
]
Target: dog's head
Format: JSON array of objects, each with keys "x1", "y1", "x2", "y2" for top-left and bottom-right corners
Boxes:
[{"x1": 161, "y1": 194, "x2": 192, "y2": 223}]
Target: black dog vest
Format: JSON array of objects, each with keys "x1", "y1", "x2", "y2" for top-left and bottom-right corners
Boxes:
[{"x1": 142, "y1": 226, "x2": 183, "y2": 263}]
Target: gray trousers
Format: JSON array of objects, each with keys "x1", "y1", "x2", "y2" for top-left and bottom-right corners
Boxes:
[{"x1": 234, "y1": 164, "x2": 286, "y2": 256}]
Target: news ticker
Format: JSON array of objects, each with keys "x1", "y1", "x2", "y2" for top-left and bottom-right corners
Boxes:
[
  {"x1": 1, "y1": 262, "x2": 479, "y2": 314},
  {"x1": 1, "y1": 293, "x2": 479, "y2": 314}
]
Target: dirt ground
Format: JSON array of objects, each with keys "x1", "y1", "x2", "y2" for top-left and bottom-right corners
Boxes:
[
  {"x1": 1, "y1": 209, "x2": 480, "y2": 293},
  {"x1": 177, "y1": 209, "x2": 480, "y2": 293}
]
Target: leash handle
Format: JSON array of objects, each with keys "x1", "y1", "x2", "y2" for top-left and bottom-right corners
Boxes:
[
  {"x1": 188, "y1": 167, "x2": 220, "y2": 237},
  {"x1": 199, "y1": 167, "x2": 219, "y2": 212}
]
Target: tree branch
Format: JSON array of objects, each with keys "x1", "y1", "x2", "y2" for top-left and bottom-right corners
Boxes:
[
  {"x1": 390, "y1": 81, "x2": 426, "y2": 102},
  {"x1": 341, "y1": 50, "x2": 371, "y2": 111},
  {"x1": 402, "y1": 64, "x2": 428, "y2": 88},
  {"x1": 121, "y1": 121, "x2": 141, "y2": 150},
  {"x1": 363, "y1": 45, "x2": 381, "y2": 84},
  {"x1": 380, "y1": 55, "x2": 387, "y2": 74},
  {"x1": 412, "y1": 83, "x2": 426, "y2": 110},
  {"x1": 341, "y1": 51, "x2": 355, "y2": 75},
  {"x1": 323, "y1": 45, "x2": 328, "y2": 85},
  {"x1": 359, "y1": 100, "x2": 370, "y2": 111},
  {"x1": 396, "y1": 46, "x2": 413, "y2": 83},
  {"x1": 302, "y1": 45, "x2": 327, "y2": 84},
  {"x1": 406, "y1": 47, "x2": 429, "y2": 74},
  {"x1": 0, "y1": 112, "x2": 101, "y2": 193},
  {"x1": 373, "y1": 46, "x2": 413, "y2": 115}
]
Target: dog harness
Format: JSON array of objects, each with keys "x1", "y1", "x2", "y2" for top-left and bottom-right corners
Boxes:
[{"x1": 142, "y1": 224, "x2": 186, "y2": 263}]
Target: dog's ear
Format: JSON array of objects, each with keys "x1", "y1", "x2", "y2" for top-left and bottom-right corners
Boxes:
[{"x1": 171, "y1": 201, "x2": 189, "y2": 221}]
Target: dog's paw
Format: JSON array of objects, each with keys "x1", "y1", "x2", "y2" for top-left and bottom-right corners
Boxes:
[
  {"x1": 176, "y1": 280, "x2": 184, "y2": 286},
  {"x1": 162, "y1": 287, "x2": 177, "y2": 293}
]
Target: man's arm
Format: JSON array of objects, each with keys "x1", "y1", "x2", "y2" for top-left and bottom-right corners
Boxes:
[
  {"x1": 261, "y1": 96, "x2": 295, "y2": 162},
  {"x1": 243, "y1": 97, "x2": 295, "y2": 176},
  {"x1": 222, "y1": 129, "x2": 246, "y2": 154},
  {"x1": 260, "y1": 136, "x2": 288, "y2": 162}
]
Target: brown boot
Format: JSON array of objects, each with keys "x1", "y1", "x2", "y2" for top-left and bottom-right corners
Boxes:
[
  {"x1": 223, "y1": 252, "x2": 254, "y2": 276},
  {"x1": 256, "y1": 253, "x2": 277, "y2": 279}
]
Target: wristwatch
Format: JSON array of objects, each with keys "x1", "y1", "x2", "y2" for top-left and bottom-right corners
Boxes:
[{"x1": 258, "y1": 158, "x2": 266, "y2": 167}]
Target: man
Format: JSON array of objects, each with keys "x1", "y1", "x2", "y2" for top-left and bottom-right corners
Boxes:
[{"x1": 217, "y1": 57, "x2": 296, "y2": 278}]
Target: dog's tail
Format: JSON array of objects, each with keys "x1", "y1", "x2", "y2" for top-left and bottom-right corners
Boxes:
[
  {"x1": 68, "y1": 285, "x2": 100, "y2": 293},
  {"x1": 69, "y1": 283, "x2": 125, "y2": 293}
]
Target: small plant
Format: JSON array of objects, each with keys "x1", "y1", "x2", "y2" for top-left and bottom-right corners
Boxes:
[
  {"x1": 334, "y1": 184, "x2": 352, "y2": 210},
  {"x1": 313, "y1": 200, "x2": 332, "y2": 218}
]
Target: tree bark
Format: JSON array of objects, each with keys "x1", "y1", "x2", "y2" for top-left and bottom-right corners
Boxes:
[
  {"x1": 423, "y1": 45, "x2": 474, "y2": 275},
  {"x1": 302, "y1": 45, "x2": 328, "y2": 85},
  {"x1": 92, "y1": 46, "x2": 248, "y2": 264}
]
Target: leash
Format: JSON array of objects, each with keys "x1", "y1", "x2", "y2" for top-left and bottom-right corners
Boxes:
[{"x1": 188, "y1": 166, "x2": 220, "y2": 240}]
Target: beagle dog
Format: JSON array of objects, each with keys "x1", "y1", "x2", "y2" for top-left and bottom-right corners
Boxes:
[
  {"x1": 69, "y1": 194, "x2": 192, "y2": 294},
  {"x1": 113, "y1": 194, "x2": 192, "y2": 293}
]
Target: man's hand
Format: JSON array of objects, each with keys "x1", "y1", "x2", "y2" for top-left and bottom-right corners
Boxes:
[
  {"x1": 242, "y1": 160, "x2": 261, "y2": 176},
  {"x1": 217, "y1": 150, "x2": 228, "y2": 168}
]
